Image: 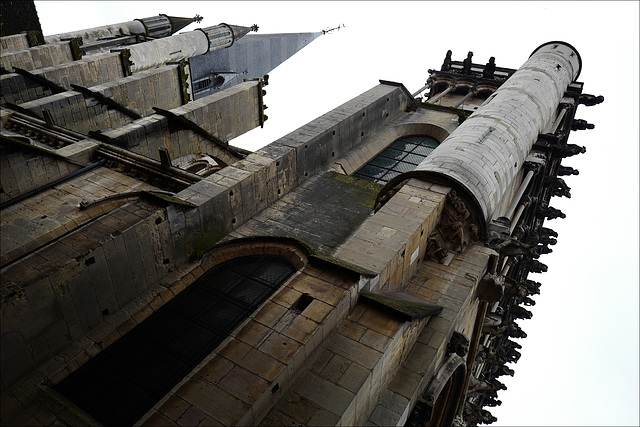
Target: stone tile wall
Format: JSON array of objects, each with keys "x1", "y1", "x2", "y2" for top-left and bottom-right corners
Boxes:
[
  {"x1": 0, "y1": 34, "x2": 30, "y2": 54},
  {"x1": 1, "y1": 53, "x2": 123, "y2": 105},
  {"x1": 334, "y1": 179, "x2": 449, "y2": 292},
  {"x1": 15, "y1": 65, "x2": 182, "y2": 135},
  {"x1": 0, "y1": 144, "x2": 82, "y2": 203},
  {"x1": 369, "y1": 244, "x2": 496, "y2": 426},
  {"x1": 0, "y1": 41, "x2": 74, "y2": 72},
  {"x1": 100, "y1": 81, "x2": 261, "y2": 164}
]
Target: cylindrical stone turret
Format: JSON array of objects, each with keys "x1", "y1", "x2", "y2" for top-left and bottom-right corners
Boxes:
[
  {"x1": 44, "y1": 19, "x2": 147, "y2": 44},
  {"x1": 415, "y1": 41, "x2": 581, "y2": 224},
  {"x1": 124, "y1": 23, "x2": 255, "y2": 74},
  {"x1": 43, "y1": 14, "x2": 199, "y2": 44}
]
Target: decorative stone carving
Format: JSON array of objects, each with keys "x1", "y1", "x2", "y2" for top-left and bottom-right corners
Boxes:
[
  {"x1": 578, "y1": 94, "x2": 604, "y2": 106},
  {"x1": 522, "y1": 279, "x2": 541, "y2": 295},
  {"x1": 483, "y1": 57, "x2": 496, "y2": 78},
  {"x1": 484, "y1": 397, "x2": 502, "y2": 407},
  {"x1": 462, "y1": 51, "x2": 474, "y2": 74},
  {"x1": 464, "y1": 402, "x2": 497, "y2": 426},
  {"x1": 540, "y1": 226, "x2": 558, "y2": 238},
  {"x1": 441, "y1": 50, "x2": 453, "y2": 71},
  {"x1": 374, "y1": 179, "x2": 408, "y2": 211},
  {"x1": 508, "y1": 305, "x2": 532, "y2": 320},
  {"x1": 552, "y1": 143, "x2": 586, "y2": 158},
  {"x1": 426, "y1": 190, "x2": 480, "y2": 262},
  {"x1": 571, "y1": 119, "x2": 595, "y2": 131},
  {"x1": 447, "y1": 331, "x2": 470, "y2": 357},
  {"x1": 522, "y1": 258, "x2": 548, "y2": 273},
  {"x1": 483, "y1": 320, "x2": 526, "y2": 339},
  {"x1": 557, "y1": 165, "x2": 579, "y2": 176},
  {"x1": 537, "y1": 205, "x2": 566, "y2": 220}
]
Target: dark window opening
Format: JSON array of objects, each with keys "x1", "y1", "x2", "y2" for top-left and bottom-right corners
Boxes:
[
  {"x1": 194, "y1": 78, "x2": 211, "y2": 91},
  {"x1": 55, "y1": 254, "x2": 296, "y2": 426},
  {"x1": 292, "y1": 293, "x2": 314, "y2": 313},
  {"x1": 353, "y1": 135, "x2": 439, "y2": 184}
]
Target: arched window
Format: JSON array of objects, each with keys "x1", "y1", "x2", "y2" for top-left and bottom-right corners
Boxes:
[
  {"x1": 55, "y1": 255, "x2": 296, "y2": 426},
  {"x1": 354, "y1": 135, "x2": 439, "y2": 184}
]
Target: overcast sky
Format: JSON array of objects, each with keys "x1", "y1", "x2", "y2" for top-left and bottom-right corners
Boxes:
[{"x1": 34, "y1": 2, "x2": 639, "y2": 425}]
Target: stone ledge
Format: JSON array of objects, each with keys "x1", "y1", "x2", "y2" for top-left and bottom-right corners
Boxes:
[{"x1": 360, "y1": 291, "x2": 443, "y2": 321}]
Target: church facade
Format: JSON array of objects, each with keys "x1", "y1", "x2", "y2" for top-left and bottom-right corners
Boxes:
[{"x1": 1, "y1": 4, "x2": 602, "y2": 426}]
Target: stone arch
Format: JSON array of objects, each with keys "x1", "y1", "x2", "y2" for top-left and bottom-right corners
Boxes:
[
  {"x1": 332, "y1": 122, "x2": 450, "y2": 176},
  {"x1": 54, "y1": 237, "x2": 308, "y2": 426},
  {"x1": 423, "y1": 353, "x2": 468, "y2": 427},
  {"x1": 200, "y1": 236, "x2": 311, "y2": 273}
]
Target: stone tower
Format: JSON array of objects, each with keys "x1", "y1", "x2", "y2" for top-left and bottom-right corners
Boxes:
[{"x1": 1, "y1": 4, "x2": 602, "y2": 427}]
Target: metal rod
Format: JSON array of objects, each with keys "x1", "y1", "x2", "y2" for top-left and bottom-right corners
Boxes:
[
  {"x1": 550, "y1": 105, "x2": 569, "y2": 134},
  {"x1": 453, "y1": 89, "x2": 476, "y2": 108},
  {"x1": 503, "y1": 169, "x2": 535, "y2": 221},
  {"x1": 426, "y1": 85, "x2": 453, "y2": 104},
  {"x1": 412, "y1": 83, "x2": 429, "y2": 98},
  {"x1": 509, "y1": 204, "x2": 526, "y2": 235}
]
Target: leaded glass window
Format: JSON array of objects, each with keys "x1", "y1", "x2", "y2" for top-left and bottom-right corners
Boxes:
[
  {"x1": 55, "y1": 254, "x2": 296, "y2": 426},
  {"x1": 353, "y1": 135, "x2": 439, "y2": 184}
]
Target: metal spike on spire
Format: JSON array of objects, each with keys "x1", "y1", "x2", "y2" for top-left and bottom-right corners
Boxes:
[{"x1": 322, "y1": 24, "x2": 344, "y2": 35}]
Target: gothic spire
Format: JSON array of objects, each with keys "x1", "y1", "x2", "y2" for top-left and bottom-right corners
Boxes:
[{"x1": 166, "y1": 14, "x2": 204, "y2": 35}]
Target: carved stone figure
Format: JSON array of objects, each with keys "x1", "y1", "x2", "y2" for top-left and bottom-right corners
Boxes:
[
  {"x1": 441, "y1": 50, "x2": 453, "y2": 71},
  {"x1": 426, "y1": 190, "x2": 480, "y2": 262},
  {"x1": 447, "y1": 332, "x2": 470, "y2": 357},
  {"x1": 483, "y1": 56, "x2": 496, "y2": 78},
  {"x1": 553, "y1": 143, "x2": 586, "y2": 158},
  {"x1": 523, "y1": 258, "x2": 548, "y2": 273},
  {"x1": 578, "y1": 94, "x2": 604, "y2": 106},
  {"x1": 546, "y1": 177, "x2": 570, "y2": 192},
  {"x1": 522, "y1": 279, "x2": 541, "y2": 295},
  {"x1": 509, "y1": 305, "x2": 533, "y2": 320},
  {"x1": 483, "y1": 320, "x2": 526, "y2": 339},
  {"x1": 537, "y1": 205, "x2": 566, "y2": 220},
  {"x1": 571, "y1": 119, "x2": 595, "y2": 131},
  {"x1": 551, "y1": 186, "x2": 571, "y2": 198},
  {"x1": 484, "y1": 397, "x2": 502, "y2": 407},
  {"x1": 503, "y1": 281, "x2": 527, "y2": 300},
  {"x1": 464, "y1": 403, "x2": 497, "y2": 425},
  {"x1": 462, "y1": 51, "x2": 473, "y2": 74},
  {"x1": 536, "y1": 244, "x2": 553, "y2": 255},
  {"x1": 557, "y1": 165, "x2": 579, "y2": 176}
]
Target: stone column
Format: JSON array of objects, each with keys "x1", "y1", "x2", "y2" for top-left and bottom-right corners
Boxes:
[
  {"x1": 415, "y1": 41, "x2": 581, "y2": 223},
  {"x1": 123, "y1": 23, "x2": 252, "y2": 74},
  {"x1": 44, "y1": 20, "x2": 148, "y2": 44}
]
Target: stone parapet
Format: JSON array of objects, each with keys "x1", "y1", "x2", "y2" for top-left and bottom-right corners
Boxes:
[
  {"x1": 1, "y1": 53, "x2": 123, "y2": 106},
  {"x1": 0, "y1": 40, "x2": 75, "y2": 72},
  {"x1": 0, "y1": 34, "x2": 30, "y2": 54}
]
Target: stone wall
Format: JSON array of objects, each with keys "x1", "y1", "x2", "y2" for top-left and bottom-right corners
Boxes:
[
  {"x1": 1, "y1": 53, "x2": 123, "y2": 105},
  {"x1": 0, "y1": 34, "x2": 30, "y2": 54},
  {"x1": 0, "y1": 142, "x2": 82, "y2": 203},
  {"x1": 15, "y1": 65, "x2": 183, "y2": 135},
  {"x1": 0, "y1": 41, "x2": 74, "y2": 72}
]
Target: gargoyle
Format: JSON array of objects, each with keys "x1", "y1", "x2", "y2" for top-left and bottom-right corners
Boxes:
[{"x1": 553, "y1": 143, "x2": 586, "y2": 158}]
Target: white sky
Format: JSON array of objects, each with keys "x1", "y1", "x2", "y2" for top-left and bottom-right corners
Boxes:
[{"x1": 34, "y1": 1, "x2": 639, "y2": 425}]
